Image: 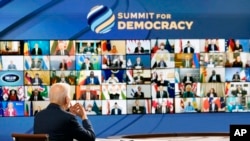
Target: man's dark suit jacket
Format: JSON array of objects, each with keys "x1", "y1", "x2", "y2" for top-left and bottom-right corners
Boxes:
[
  {"x1": 208, "y1": 74, "x2": 221, "y2": 82},
  {"x1": 232, "y1": 74, "x2": 240, "y2": 82},
  {"x1": 183, "y1": 47, "x2": 194, "y2": 53},
  {"x1": 59, "y1": 62, "x2": 68, "y2": 70},
  {"x1": 132, "y1": 106, "x2": 145, "y2": 114},
  {"x1": 31, "y1": 48, "x2": 43, "y2": 55},
  {"x1": 156, "y1": 90, "x2": 168, "y2": 98},
  {"x1": 209, "y1": 104, "x2": 218, "y2": 112},
  {"x1": 81, "y1": 63, "x2": 94, "y2": 70},
  {"x1": 208, "y1": 44, "x2": 218, "y2": 52},
  {"x1": 182, "y1": 76, "x2": 194, "y2": 83},
  {"x1": 134, "y1": 92, "x2": 144, "y2": 98},
  {"x1": 206, "y1": 92, "x2": 218, "y2": 97},
  {"x1": 133, "y1": 76, "x2": 144, "y2": 84},
  {"x1": 32, "y1": 78, "x2": 43, "y2": 85},
  {"x1": 134, "y1": 47, "x2": 144, "y2": 53},
  {"x1": 111, "y1": 108, "x2": 122, "y2": 115},
  {"x1": 85, "y1": 76, "x2": 100, "y2": 85},
  {"x1": 34, "y1": 103, "x2": 95, "y2": 141},
  {"x1": 133, "y1": 62, "x2": 144, "y2": 69},
  {"x1": 29, "y1": 92, "x2": 44, "y2": 101}
]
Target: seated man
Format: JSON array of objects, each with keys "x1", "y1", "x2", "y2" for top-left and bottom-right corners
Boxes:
[
  {"x1": 31, "y1": 43, "x2": 43, "y2": 55},
  {"x1": 56, "y1": 41, "x2": 69, "y2": 55},
  {"x1": 232, "y1": 85, "x2": 247, "y2": 97},
  {"x1": 232, "y1": 72, "x2": 240, "y2": 82},
  {"x1": 106, "y1": 73, "x2": 119, "y2": 84},
  {"x1": 132, "y1": 100, "x2": 145, "y2": 114},
  {"x1": 83, "y1": 42, "x2": 95, "y2": 54},
  {"x1": 34, "y1": 83, "x2": 95, "y2": 141},
  {"x1": 181, "y1": 55, "x2": 193, "y2": 68},
  {"x1": 184, "y1": 102, "x2": 195, "y2": 112},
  {"x1": 182, "y1": 73, "x2": 194, "y2": 84},
  {"x1": 134, "y1": 41, "x2": 144, "y2": 53},
  {"x1": 208, "y1": 70, "x2": 221, "y2": 82},
  {"x1": 29, "y1": 88, "x2": 44, "y2": 101},
  {"x1": 32, "y1": 73, "x2": 43, "y2": 85},
  {"x1": 133, "y1": 57, "x2": 144, "y2": 69},
  {"x1": 183, "y1": 41, "x2": 194, "y2": 53},
  {"x1": 7, "y1": 60, "x2": 17, "y2": 70},
  {"x1": 133, "y1": 72, "x2": 144, "y2": 84},
  {"x1": 232, "y1": 56, "x2": 243, "y2": 67},
  {"x1": 31, "y1": 58, "x2": 42, "y2": 70},
  {"x1": 156, "y1": 85, "x2": 168, "y2": 98},
  {"x1": 111, "y1": 102, "x2": 122, "y2": 115},
  {"x1": 85, "y1": 71, "x2": 100, "y2": 85},
  {"x1": 133, "y1": 86, "x2": 145, "y2": 98},
  {"x1": 81, "y1": 57, "x2": 94, "y2": 70}
]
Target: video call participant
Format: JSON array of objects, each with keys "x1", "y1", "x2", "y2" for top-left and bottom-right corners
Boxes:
[
  {"x1": 132, "y1": 100, "x2": 146, "y2": 114},
  {"x1": 56, "y1": 41, "x2": 69, "y2": 55},
  {"x1": 34, "y1": 83, "x2": 95, "y2": 141},
  {"x1": 81, "y1": 57, "x2": 93, "y2": 70},
  {"x1": 111, "y1": 102, "x2": 122, "y2": 115},
  {"x1": 79, "y1": 86, "x2": 97, "y2": 100},
  {"x1": 29, "y1": 89, "x2": 44, "y2": 101},
  {"x1": 208, "y1": 70, "x2": 221, "y2": 82},
  {"x1": 106, "y1": 73, "x2": 119, "y2": 84},
  {"x1": 83, "y1": 42, "x2": 95, "y2": 54},
  {"x1": 182, "y1": 55, "x2": 193, "y2": 68},
  {"x1": 85, "y1": 71, "x2": 100, "y2": 85},
  {"x1": 182, "y1": 85, "x2": 195, "y2": 98},
  {"x1": 232, "y1": 85, "x2": 247, "y2": 97},
  {"x1": 133, "y1": 86, "x2": 145, "y2": 98},
  {"x1": 7, "y1": 89, "x2": 19, "y2": 101},
  {"x1": 133, "y1": 56, "x2": 144, "y2": 69},
  {"x1": 206, "y1": 88, "x2": 218, "y2": 98},
  {"x1": 156, "y1": 85, "x2": 168, "y2": 98},
  {"x1": 31, "y1": 58, "x2": 42, "y2": 70},
  {"x1": 232, "y1": 72, "x2": 240, "y2": 82},
  {"x1": 183, "y1": 41, "x2": 194, "y2": 53},
  {"x1": 31, "y1": 43, "x2": 43, "y2": 55},
  {"x1": 207, "y1": 40, "x2": 219, "y2": 52},
  {"x1": 234, "y1": 40, "x2": 243, "y2": 52},
  {"x1": 182, "y1": 73, "x2": 194, "y2": 84},
  {"x1": 7, "y1": 60, "x2": 17, "y2": 70},
  {"x1": 156, "y1": 43, "x2": 169, "y2": 53},
  {"x1": 109, "y1": 84, "x2": 120, "y2": 100},
  {"x1": 209, "y1": 100, "x2": 218, "y2": 112},
  {"x1": 156, "y1": 99, "x2": 171, "y2": 114},
  {"x1": 184, "y1": 102, "x2": 195, "y2": 112},
  {"x1": 32, "y1": 73, "x2": 44, "y2": 85},
  {"x1": 59, "y1": 59, "x2": 68, "y2": 71},
  {"x1": 134, "y1": 41, "x2": 144, "y2": 53},
  {"x1": 133, "y1": 72, "x2": 144, "y2": 84},
  {"x1": 4, "y1": 102, "x2": 17, "y2": 117},
  {"x1": 232, "y1": 56, "x2": 243, "y2": 67}
]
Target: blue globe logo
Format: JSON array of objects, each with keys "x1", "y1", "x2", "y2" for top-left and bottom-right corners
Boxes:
[{"x1": 87, "y1": 5, "x2": 115, "y2": 34}]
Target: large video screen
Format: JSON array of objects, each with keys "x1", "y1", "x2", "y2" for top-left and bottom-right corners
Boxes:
[{"x1": 1, "y1": 39, "x2": 250, "y2": 117}]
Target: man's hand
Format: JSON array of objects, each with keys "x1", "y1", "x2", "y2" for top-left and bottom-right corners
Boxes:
[{"x1": 69, "y1": 103, "x2": 88, "y2": 120}]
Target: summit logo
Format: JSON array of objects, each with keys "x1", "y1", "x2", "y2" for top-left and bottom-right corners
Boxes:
[{"x1": 87, "y1": 5, "x2": 115, "y2": 34}]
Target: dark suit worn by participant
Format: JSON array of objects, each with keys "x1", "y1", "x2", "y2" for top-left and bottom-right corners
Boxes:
[
  {"x1": 183, "y1": 41, "x2": 195, "y2": 53},
  {"x1": 85, "y1": 71, "x2": 100, "y2": 85},
  {"x1": 133, "y1": 86, "x2": 144, "y2": 98},
  {"x1": 234, "y1": 40, "x2": 243, "y2": 52},
  {"x1": 111, "y1": 102, "x2": 122, "y2": 115},
  {"x1": 31, "y1": 58, "x2": 42, "y2": 70},
  {"x1": 32, "y1": 73, "x2": 43, "y2": 85},
  {"x1": 208, "y1": 43, "x2": 218, "y2": 52},
  {"x1": 156, "y1": 86, "x2": 168, "y2": 98},
  {"x1": 29, "y1": 89, "x2": 44, "y2": 101},
  {"x1": 133, "y1": 72, "x2": 144, "y2": 84},
  {"x1": 232, "y1": 72, "x2": 241, "y2": 82},
  {"x1": 208, "y1": 70, "x2": 221, "y2": 82},
  {"x1": 133, "y1": 57, "x2": 144, "y2": 69},
  {"x1": 132, "y1": 100, "x2": 145, "y2": 114},
  {"x1": 34, "y1": 83, "x2": 95, "y2": 141},
  {"x1": 206, "y1": 88, "x2": 218, "y2": 97},
  {"x1": 182, "y1": 74, "x2": 194, "y2": 84},
  {"x1": 182, "y1": 55, "x2": 193, "y2": 68},
  {"x1": 31, "y1": 44, "x2": 43, "y2": 55},
  {"x1": 134, "y1": 42, "x2": 144, "y2": 53},
  {"x1": 232, "y1": 56, "x2": 243, "y2": 67},
  {"x1": 59, "y1": 59, "x2": 68, "y2": 71}
]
